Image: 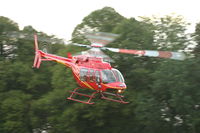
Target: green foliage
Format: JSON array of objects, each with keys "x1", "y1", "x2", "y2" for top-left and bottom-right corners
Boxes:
[
  {"x1": 0, "y1": 16, "x2": 64, "y2": 133},
  {"x1": 193, "y1": 22, "x2": 200, "y2": 56},
  {"x1": 71, "y1": 7, "x2": 125, "y2": 43},
  {"x1": 113, "y1": 18, "x2": 155, "y2": 49},
  {"x1": 109, "y1": 18, "x2": 156, "y2": 90},
  {"x1": 0, "y1": 16, "x2": 19, "y2": 60},
  {"x1": 151, "y1": 59, "x2": 200, "y2": 132},
  {"x1": 195, "y1": 22, "x2": 200, "y2": 44},
  {"x1": 0, "y1": 91, "x2": 32, "y2": 133},
  {"x1": 140, "y1": 14, "x2": 190, "y2": 50},
  {"x1": 80, "y1": 7, "x2": 125, "y2": 32},
  {"x1": 0, "y1": 16, "x2": 19, "y2": 33}
]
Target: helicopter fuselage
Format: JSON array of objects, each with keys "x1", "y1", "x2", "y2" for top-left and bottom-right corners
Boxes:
[
  {"x1": 72, "y1": 55, "x2": 126, "y2": 93},
  {"x1": 35, "y1": 50, "x2": 126, "y2": 93}
]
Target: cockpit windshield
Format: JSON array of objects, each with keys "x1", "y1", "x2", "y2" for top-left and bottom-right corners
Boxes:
[
  {"x1": 101, "y1": 69, "x2": 124, "y2": 84},
  {"x1": 112, "y1": 69, "x2": 125, "y2": 83}
]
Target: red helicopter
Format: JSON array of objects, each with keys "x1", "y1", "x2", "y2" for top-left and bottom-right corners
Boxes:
[{"x1": 33, "y1": 32, "x2": 185, "y2": 104}]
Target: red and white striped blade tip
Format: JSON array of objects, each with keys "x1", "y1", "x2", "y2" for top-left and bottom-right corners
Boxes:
[{"x1": 106, "y1": 48, "x2": 186, "y2": 60}]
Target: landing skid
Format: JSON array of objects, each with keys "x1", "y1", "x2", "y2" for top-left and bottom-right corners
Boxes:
[
  {"x1": 100, "y1": 92, "x2": 129, "y2": 104},
  {"x1": 67, "y1": 88, "x2": 129, "y2": 104}
]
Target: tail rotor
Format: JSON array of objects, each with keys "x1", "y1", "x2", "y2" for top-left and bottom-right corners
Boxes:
[{"x1": 33, "y1": 34, "x2": 42, "y2": 68}]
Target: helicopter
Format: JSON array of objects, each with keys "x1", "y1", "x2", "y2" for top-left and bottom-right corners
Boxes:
[{"x1": 33, "y1": 32, "x2": 185, "y2": 104}]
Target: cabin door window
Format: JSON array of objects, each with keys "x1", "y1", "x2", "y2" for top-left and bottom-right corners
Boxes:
[
  {"x1": 80, "y1": 68, "x2": 89, "y2": 81},
  {"x1": 95, "y1": 70, "x2": 101, "y2": 83},
  {"x1": 89, "y1": 69, "x2": 95, "y2": 82}
]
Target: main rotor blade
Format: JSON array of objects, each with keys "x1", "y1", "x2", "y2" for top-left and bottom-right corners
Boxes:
[
  {"x1": 104, "y1": 47, "x2": 186, "y2": 60},
  {"x1": 72, "y1": 43, "x2": 92, "y2": 48},
  {"x1": 85, "y1": 32, "x2": 119, "y2": 47}
]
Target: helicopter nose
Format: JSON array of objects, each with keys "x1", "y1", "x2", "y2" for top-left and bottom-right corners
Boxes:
[
  {"x1": 106, "y1": 82, "x2": 126, "y2": 89},
  {"x1": 118, "y1": 83, "x2": 126, "y2": 88},
  {"x1": 103, "y1": 82, "x2": 127, "y2": 93}
]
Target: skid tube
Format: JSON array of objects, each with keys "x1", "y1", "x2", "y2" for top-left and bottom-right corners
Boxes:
[{"x1": 67, "y1": 88, "x2": 129, "y2": 104}]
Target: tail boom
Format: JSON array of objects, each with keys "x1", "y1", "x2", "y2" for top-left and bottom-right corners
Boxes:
[{"x1": 33, "y1": 34, "x2": 73, "y2": 68}]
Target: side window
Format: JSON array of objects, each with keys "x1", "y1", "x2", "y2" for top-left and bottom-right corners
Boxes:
[
  {"x1": 89, "y1": 69, "x2": 95, "y2": 82},
  {"x1": 80, "y1": 68, "x2": 88, "y2": 81}
]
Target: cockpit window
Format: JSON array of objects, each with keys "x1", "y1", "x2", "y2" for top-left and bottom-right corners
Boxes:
[
  {"x1": 112, "y1": 68, "x2": 124, "y2": 83},
  {"x1": 101, "y1": 70, "x2": 116, "y2": 83},
  {"x1": 101, "y1": 69, "x2": 124, "y2": 84},
  {"x1": 95, "y1": 70, "x2": 101, "y2": 83}
]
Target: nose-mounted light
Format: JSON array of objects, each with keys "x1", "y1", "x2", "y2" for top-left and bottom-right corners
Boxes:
[{"x1": 118, "y1": 90, "x2": 122, "y2": 93}]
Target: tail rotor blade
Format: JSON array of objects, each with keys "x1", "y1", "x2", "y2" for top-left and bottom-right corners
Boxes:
[{"x1": 34, "y1": 34, "x2": 39, "y2": 51}]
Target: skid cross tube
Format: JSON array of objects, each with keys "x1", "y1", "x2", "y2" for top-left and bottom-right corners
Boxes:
[
  {"x1": 67, "y1": 88, "x2": 129, "y2": 104},
  {"x1": 100, "y1": 92, "x2": 129, "y2": 104},
  {"x1": 67, "y1": 88, "x2": 98, "y2": 104}
]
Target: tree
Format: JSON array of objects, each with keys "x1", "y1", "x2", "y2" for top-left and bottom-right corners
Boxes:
[
  {"x1": 71, "y1": 7, "x2": 125, "y2": 43},
  {"x1": 109, "y1": 18, "x2": 156, "y2": 90},
  {"x1": 0, "y1": 16, "x2": 19, "y2": 60},
  {"x1": 0, "y1": 16, "x2": 67, "y2": 133},
  {"x1": 140, "y1": 14, "x2": 190, "y2": 51},
  {"x1": 150, "y1": 58, "x2": 200, "y2": 133},
  {"x1": 193, "y1": 22, "x2": 200, "y2": 56},
  {"x1": 0, "y1": 91, "x2": 32, "y2": 133}
]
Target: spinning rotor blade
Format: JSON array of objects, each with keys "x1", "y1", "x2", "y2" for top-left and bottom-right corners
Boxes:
[
  {"x1": 85, "y1": 32, "x2": 119, "y2": 47},
  {"x1": 72, "y1": 43, "x2": 114, "y2": 62},
  {"x1": 72, "y1": 43, "x2": 92, "y2": 48},
  {"x1": 72, "y1": 31, "x2": 185, "y2": 61},
  {"x1": 103, "y1": 47, "x2": 186, "y2": 60},
  {"x1": 85, "y1": 48, "x2": 114, "y2": 62}
]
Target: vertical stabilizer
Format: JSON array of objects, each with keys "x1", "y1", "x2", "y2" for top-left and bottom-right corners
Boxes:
[{"x1": 33, "y1": 34, "x2": 41, "y2": 68}]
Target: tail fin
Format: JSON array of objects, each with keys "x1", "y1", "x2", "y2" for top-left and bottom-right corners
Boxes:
[
  {"x1": 33, "y1": 34, "x2": 42, "y2": 68},
  {"x1": 34, "y1": 34, "x2": 39, "y2": 51}
]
